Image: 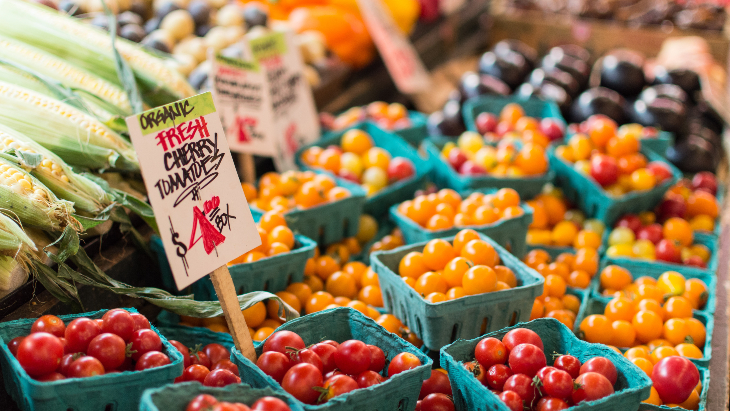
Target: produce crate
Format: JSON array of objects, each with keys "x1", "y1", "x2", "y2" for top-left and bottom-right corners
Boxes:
[
  {"x1": 370, "y1": 234, "x2": 544, "y2": 351},
  {"x1": 152, "y1": 233, "x2": 317, "y2": 301},
  {"x1": 639, "y1": 365, "x2": 710, "y2": 411},
  {"x1": 462, "y1": 95, "x2": 565, "y2": 134},
  {"x1": 250, "y1": 173, "x2": 367, "y2": 245},
  {"x1": 0, "y1": 308, "x2": 184, "y2": 411},
  {"x1": 575, "y1": 296, "x2": 713, "y2": 367},
  {"x1": 549, "y1": 145, "x2": 681, "y2": 227},
  {"x1": 423, "y1": 139, "x2": 555, "y2": 198},
  {"x1": 140, "y1": 382, "x2": 304, "y2": 411},
  {"x1": 397, "y1": 111, "x2": 429, "y2": 146},
  {"x1": 640, "y1": 131, "x2": 674, "y2": 159},
  {"x1": 296, "y1": 123, "x2": 432, "y2": 217},
  {"x1": 389, "y1": 198, "x2": 533, "y2": 257},
  {"x1": 230, "y1": 307, "x2": 432, "y2": 411},
  {"x1": 441, "y1": 318, "x2": 653, "y2": 411}
]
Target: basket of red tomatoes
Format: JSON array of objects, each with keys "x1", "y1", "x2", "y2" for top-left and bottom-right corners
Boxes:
[
  {"x1": 441, "y1": 318, "x2": 652, "y2": 411},
  {"x1": 140, "y1": 382, "x2": 303, "y2": 411},
  {"x1": 0, "y1": 308, "x2": 183, "y2": 411},
  {"x1": 230, "y1": 307, "x2": 432, "y2": 410}
]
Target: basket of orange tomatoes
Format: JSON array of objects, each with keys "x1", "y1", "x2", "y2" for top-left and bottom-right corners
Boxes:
[
  {"x1": 322, "y1": 101, "x2": 429, "y2": 146},
  {"x1": 462, "y1": 96, "x2": 565, "y2": 139}
]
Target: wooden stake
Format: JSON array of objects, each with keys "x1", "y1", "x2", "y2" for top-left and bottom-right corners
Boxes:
[
  {"x1": 238, "y1": 153, "x2": 256, "y2": 184},
  {"x1": 209, "y1": 265, "x2": 257, "y2": 362}
]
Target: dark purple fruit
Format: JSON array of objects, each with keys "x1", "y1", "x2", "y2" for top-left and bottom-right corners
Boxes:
[
  {"x1": 144, "y1": 17, "x2": 161, "y2": 35},
  {"x1": 195, "y1": 24, "x2": 211, "y2": 37},
  {"x1": 188, "y1": 66, "x2": 210, "y2": 91},
  {"x1": 653, "y1": 67, "x2": 701, "y2": 102},
  {"x1": 494, "y1": 39, "x2": 537, "y2": 71},
  {"x1": 478, "y1": 51, "x2": 528, "y2": 90},
  {"x1": 427, "y1": 100, "x2": 465, "y2": 137},
  {"x1": 529, "y1": 67, "x2": 580, "y2": 97},
  {"x1": 155, "y1": 1, "x2": 181, "y2": 19},
  {"x1": 142, "y1": 37, "x2": 170, "y2": 54},
  {"x1": 552, "y1": 45, "x2": 591, "y2": 64},
  {"x1": 542, "y1": 48, "x2": 590, "y2": 88},
  {"x1": 640, "y1": 84, "x2": 688, "y2": 106},
  {"x1": 243, "y1": 4, "x2": 269, "y2": 28},
  {"x1": 599, "y1": 50, "x2": 646, "y2": 97},
  {"x1": 120, "y1": 24, "x2": 146, "y2": 43},
  {"x1": 570, "y1": 87, "x2": 626, "y2": 124},
  {"x1": 667, "y1": 136, "x2": 720, "y2": 173},
  {"x1": 188, "y1": 0, "x2": 211, "y2": 27},
  {"x1": 459, "y1": 72, "x2": 510, "y2": 101}
]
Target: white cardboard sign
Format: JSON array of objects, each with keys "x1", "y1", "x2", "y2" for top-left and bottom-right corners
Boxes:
[
  {"x1": 125, "y1": 92, "x2": 261, "y2": 290},
  {"x1": 211, "y1": 53, "x2": 277, "y2": 156}
]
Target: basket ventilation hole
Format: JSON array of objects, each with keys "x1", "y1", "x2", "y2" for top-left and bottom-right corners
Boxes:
[
  {"x1": 504, "y1": 241, "x2": 512, "y2": 252},
  {"x1": 450, "y1": 323, "x2": 460, "y2": 343},
  {"x1": 509, "y1": 311, "x2": 518, "y2": 326},
  {"x1": 385, "y1": 291, "x2": 393, "y2": 311},
  {"x1": 480, "y1": 317, "x2": 490, "y2": 334},
  {"x1": 286, "y1": 274, "x2": 293, "y2": 285},
  {"x1": 415, "y1": 316, "x2": 423, "y2": 338},
  {"x1": 105, "y1": 404, "x2": 115, "y2": 411},
  {"x1": 263, "y1": 280, "x2": 270, "y2": 292},
  {"x1": 67, "y1": 408, "x2": 74, "y2": 411},
  {"x1": 342, "y1": 218, "x2": 349, "y2": 237},
  {"x1": 397, "y1": 399, "x2": 407, "y2": 411},
  {"x1": 318, "y1": 227, "x2": 325, "y2": 247},
  {"x1": 238, "y1": 286, "x2": 246, "y2": 294},
  {"x1": 400, "y1": 303, "x2": 408, "y2": 324}
]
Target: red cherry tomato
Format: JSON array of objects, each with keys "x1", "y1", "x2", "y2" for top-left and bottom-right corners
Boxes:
[
  {"x1": 31, "y1": 315, "x2": 66, "y2": 338},
  {"x1": 263, "y1": 331, "x2": 305, "y2": 355},
  {"x1": 59, "y1": 353, "x2": 83, "y2": 376},
  {"x1": 536, "y1": 366, "x2": 557, "y2": 382},
  {"x1": 463, "y1": 361, "x2": 487, "y2": 385},
  {"x1": 169, "y1": 340, "x2": 191, "y2": 368},
  {"x1": 580, "y1": 357, "x2": 617, "y2": 385},
  {"x1": 486, "y1": 364, "x2": 512, "y2": 391},
  {"x1": 502, "y1": 328, "x2": 544, "y2": 351},
  {"x1": 310, "y1": 343, "x2": 337, "y2": 373},
  {"x1": 499, "y1": 390, "x2": 523, "y2": 411},
  {"x1": 652, "y1": 356, "x2": 700, "y2": 405},
  {"x1": 36, "y1": 372, "x2": 65, "y2": 382},
  {"x1": 321, "y1": 340, "x2": 339, "y2": 348},
  {"x1": 251, "y1": 397, "x2": 291, "y2": 411},
  {"x1": 203, "y1": 343, "x2": 230, "y2": 366},
  {"x1": 572, "y1": 372, "x2": 614, "y2": 404},
  {"x1": 289, "y1": 348, "x2": 323, "y2": 373},
  {"x1": 553, "y1": 355, "x2": 580, "y2": 378},
  {"x1": 212, "y1": 359, "x2": 239, "y2": 376},
  {"x1": 656, "y1": 239, "x2": 682, "y2": 264},
  {"x1": 256, "y1": 351, "x2": 291, "y2": 383},
  {"x1": 101, "y1": 309, "x2": 135, "y2": 342},
  {"x1": 503, "y1": 373, "x2": 539, "y2": 404},
  {"x1": 65, "y1": 318, "x2": 100, "y2": 354},
  {"x1": 130, "y1": 313, "x2": 150, "y2": 331},
  {"x1": 367, "y1": 345, "x2": 386, "y2": 372},
  {"x1": 87, "y1": 333, "x2": 126, "y2": 370},
  {"x1": 387, "y1": 352, "x2": 422, "y2": 377},
  {"x1": 508, "y1": 343, "x2": 546, "y2": 377},
  {"x1": 536, "y1": 397, "x2": 569, "y2": 411},
  {"x1": 475, "y1": 337, "x2": 508, "y2": 369},
  {"x1": 281, "y1": 363, "x2": 323, "y2": 405},
  {"x1": 67, "y1": 356, "x2": 105, "y2": 378},
  {"x1": 8, "y1": 336, "x2": 23, "y2": 357},
  {"x1": 203, "y1": 368, "x2": 241, "y2": 387},
  {"x1": 182, "y1": 364, "x2": 210, "y2": 384},
  {"x1": 129, "y1": 329, "x2": 162, "y2": 361},
  {"x1": 335, "y1": 340, "x2": 371, "y2": 376},
  {"x1": 420, "y1": 393, "x2": 454, "y2": 411},
  {"x1": 590, "y1": 154, "x2": 619, "y2": 187},
  {"x1": 186, "y1": 394, "x2": 218, "y2": 411},
  {"x1": 135, "y1": 351, "x2": 171, "y2": 371},
  {"x1": 321, "y1": 374, "x2": 359, "y2": 402},
  {"x1": 543, "y1": 369, "x2": 573, "y2": 400},
  {"x1": 387, "y1": 158, "x2": 416, "y2": 182},
  {"x1": 356, "y1": 370, "x2": 384, "y2": 388},
  {"x1": 16, "y1": 332, "x2": 64, "y2": 377},
  {"x1": 189, "y1": 350, "x2": 211, "y2": 368},
  {"x1": 420, "y1": 369, "x2": 453, "y2": 399}
]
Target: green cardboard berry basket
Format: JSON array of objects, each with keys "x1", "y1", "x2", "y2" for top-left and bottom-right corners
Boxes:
[
  {"x1": 640, "y1": 131, "x2": 674, "y2": 159},
  {"x1": 397, "y1": 111, "x2": 429, "y2": 146},
  {"x1": 296, "y1": 123, "x2": 433, "y2": 217},
  {"x1": 370, "y1": 233, "x2": 544, "y2": 351},
  {"x1": 230, "y1": 307, "x2": 432, "y2": 411},
  {"x1": 441, "y1": 318, "x2": 652, "y2": 411},
  {"x1": 0, "y1": 308, "x2": 184, "y2": 411},
  {"x1": 574, "y1": 295, "x2": 713, "y2": 368},
  {"x1": 140, "y1": 382, "x2": 304, "y2": 411},
  {"x1": 639, "y1": 365, "x2": 709, "y2": 411},
  {"x1": 462, "y1": 95, "x2": 565, "y2": 135}
]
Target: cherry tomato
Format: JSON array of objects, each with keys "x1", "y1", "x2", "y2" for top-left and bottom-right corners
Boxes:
[
  {"x1": 67, "y1": 356, "x2": 105, "y2": 378},
  {"x1": 590, "y1": 154, "x2": 619, "y2": 187},
  {"x1": 16, "y1": 332, "x2": 64, "y2": 377},
  {"x1": 321, "y1": 374, "x2": 358, "y2": 402},
  {"x1": 486, "y1": 364, "x2": 512, "y2": 391},
  {"x1": 420, "y1": 369, "x2": 452, "y2": 399},
  {"x1": 656, "y1": 239, "x2": 682, "y2": 264},
  {"x1": 130, "y1": 329, "x2": 162, "y2": 361},
  {"x1": 475, "y1": 337, "x2": 507, "y2": 369},
  {"x1": 356, "y1": 370, "x2": 384, "y2": 388},
  {"x1": 463, "y1": 361, "x2": 487, "y2": 385},
  {"x1": 321, "y1": 340, "x2": 339, "y2": 348},
  {"x1": 212, "y1": 359, "x2": 239, "y2": 376},
  {"x1": 281, "y1": 363, "x2": 324, "y2": 405},
  {"x1": 536, "y1": 366, "x2": 557, "y2": 382},
  {"x1": 420, "y1": 393, "x2": 454, "y2": 411},
  {"x1": 31, "y1": 315, "x2": 66, "y2": 338},
  {"x1": 59, "y1": 353, "x2": 83, "y2": 376},
  {"x1": 256, "y1": 351, "x2": 291, "y2": 383},
  {"x1": 289, "y1": 348, "x2": 323, "y2": 373},
  {"x1": 65, "y1": 318, "x2": 100, "y2": 354},
  {"x1": 36, "y1": 372, "x2": 65, "y2": 382},
  {"x1": 263, "y1": 331, "x2": 305, "y2": 355},
  {"x1": 211, "y1": 402, "x2": 247, "y2": 411},
  {"x1": 504, "y1": 373, "x2": 539, "y2": 404},
  {"x1": 203, "y1": 369, "x2": 240, "y2": 387},
  {"x1": 553, "y1": 354, "x2": 580, "y2": 379},
  {"x1": 87, "y1": 333, "x2": 126, "y2": 370},
  {"x1": 335, "y1": 340, "x2": 371, "y2": 375},
  {"x1": 499, "y1": 390, "x2": 523, "y2": 411},
  {"x1": 135, "y1": 351, "x2": 171, "y2": 371},
  {"x1": 310, "y1": 343, "x2": 337, "y2": 373},
  {"x1": 169, "y1": 340, "x2": 191, "y2": 368},
  {"x1": 251, "y1": 397, "x2": 291, "y2": 411},
  {"x1": 8, "y1": 336, "x2": 23, "y2": 357},
  {"x1": 367, "y1": 345, "x2": 386, "y2": 372},
  {"x1": 186, "y1": 394, "x2": 218, "y2": 411},
  {"x1": 502, "y1": 328, "x2": 544, "y2": 351},
  {"x1": 536, "y1": 397, "x2": 569, "y2": 411},
  {"x1": 387, "y1": 352, "x2": 422, "y2": 377},
  {"x1": 572, "y1": 372, "x2": 614, "y2": 404},
  {"x1": 130, "y1": 313, "x2": 151, "y2": 331},
  {"x1": 580, "y1": 357, "x2": 617, "y2": 385},
  {"x1": 508, "y1": 343, "x2": 546, "y2": 377},
  {"x1": 652, "y1": 356, "x2": 699, "y2": 405},
  {"x1": 101, "y1": 309, "x2": 135, "y2": 342},
  {"x1": 189, "y1": 350, "x2": 211, "y2": 368},
  {"x1": 182, "y1": 364, "x2": 210, "y2": 384},
  {"x1": 543, "y1": 369, "x2": 573, "y2": 400},
  {"x1": 203, "y1": 343, "x2": 230, "y2": 366}
]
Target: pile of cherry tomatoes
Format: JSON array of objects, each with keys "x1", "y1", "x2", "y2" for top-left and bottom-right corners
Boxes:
[
  {"x1": 255, "y1": 330, "x2": 422, "y2": 405},
  {"x1": 599, "y1": 267, "x2": 709, "y2": 310},
  {"x1": 170, "y1": 341, "x2": 239, "y2": 387},
  {"x1": 228, "y1": 211, "x2": 297, "y2": 265},
  {"x1": 243, "y1": 172, "x2": 352, "y2": 213},
  {"x1": 442, "y1": 135, "x2": 549, "y2": 177},
  {"x1": 464, "y1": 328, "x2": 617, "y2": 411},
  {"x1": 185, "y1": 393, "x2": 292, "y2": 411},
  {"x1": 8, "y1": 310, "x2": 168, "y2": 381},
  {"x1": 473, "y1": 104, "x2": 565, "y2": 143},
  {"x1": 325, "y1": 101, "x2": 414, "y2": 131},
  {"x1": 526, "y1": 188, "x2": 606, "y2": 249},
  {"x1": 658, "y1": 173, "x2": 720, "y2": 233}
]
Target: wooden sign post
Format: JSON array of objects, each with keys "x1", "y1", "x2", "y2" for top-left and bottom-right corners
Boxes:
[{"x1": 125, "y1": 92, "x2": 261, "y2": 361}]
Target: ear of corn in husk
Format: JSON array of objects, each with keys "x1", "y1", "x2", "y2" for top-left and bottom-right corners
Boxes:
[
  {"x1": 0, "y1": 80, "x2": 138, "y2": 171},
  {"x1": 0, "y1": 124, "x2": 111, "y2": 214},
  {"x1": 0, "y1": 256, "x2": 20, "y2": 292},
  {"x1": 0, "y1": 0, "x2": 195, "y2": 107},
  {"x1": 0, "y1": 212, "x2": 38, "y2": 290},
  {"x1": 0, "y1": 156, "x2": 78, "y2": 232}
]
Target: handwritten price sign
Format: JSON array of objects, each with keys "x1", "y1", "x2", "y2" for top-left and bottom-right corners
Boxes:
[{"x1": 126, "y1": 92, "x2": 260, "y2": 290}]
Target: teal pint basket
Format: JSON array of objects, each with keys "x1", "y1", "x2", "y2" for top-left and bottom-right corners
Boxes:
[
  {"x1": 370, "y1": 234, "x2": 544, "y2": 351},
  {"x1": 441, "y1": 318, "x2": 652, "y2": 411},
  {"x1": 250, "y1": 173, "x2": 367, "y2": 245},
  {"x1": 549, "y1": 145, "x2": 681, "y2": 227},
  {"x1": 389, "y1": 200, "x2": 533, "y2": 257},
  {"x1": 140, "y1": 382, "x2": 304, "y2": 411},
  {"x1": 640, "y1": 131, "x2": 674, "y2": 159},
  {"x1": 0, "y1": 308, "x2": 184, "y2": 411},
  {"x1": 639, "y1": 365, "x2": 709, "y2": 411},
  {"x1": 296, "y1": 123, "x2": 432, "y2": 217},
  {"x1": 574, "y1": 295, "x2": 713, "y2": 367},
  {"x1": 396, "y1": 111, "x2": 429, "y2": 146},
  {"x1": 152, "y1": 233, "x2": 316, "y2": 300},
  {"x1": 462, "y1": 95, "x2": 565, "y2": 135},
  {"x1": 423, "y1": 139, "x2": 554, "y2": 198},
  {"x1": 230, "y1": 307, "x2": 432, "y2": 411},
  {"x1": 157, "y1": 324, "x2": 236, "y2": 352}
]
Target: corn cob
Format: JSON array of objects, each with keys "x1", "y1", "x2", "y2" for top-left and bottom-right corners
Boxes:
[
  {"x1": 0, "y1": 35, "x2": 132, "y2": 114},
  {"x1": 0, "y1": 256, "x2": 20, "y2": 292},
  {"x1": 0, "y1": 156, "x2": 77, "y2": 232},
  {"x1": 0, "y1": 0, "x2": 195, "y2": 107},
  {"x1": 0, "y1": 124, "x2": 111, "y2": 214},
  {"x1": 0, "y1": 81, "x2": 138, "y2": 171}
]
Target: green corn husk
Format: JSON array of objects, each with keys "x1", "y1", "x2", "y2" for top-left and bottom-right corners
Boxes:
[
  {"x1": 0, "y1": 212, "x2": 37, "y2": 290},
  {"x1": 0, "y1": 80, "x2": 138, "y2": 171},
  {"x1": 0, "y1": 124, "x2": 111, "y2": 214},
  {"x1": 0, "y1": 0, "x2": 195, "y2": 107},
  {"x1": 0, "y1": 256, "x2": 20, "y2": 291}
]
